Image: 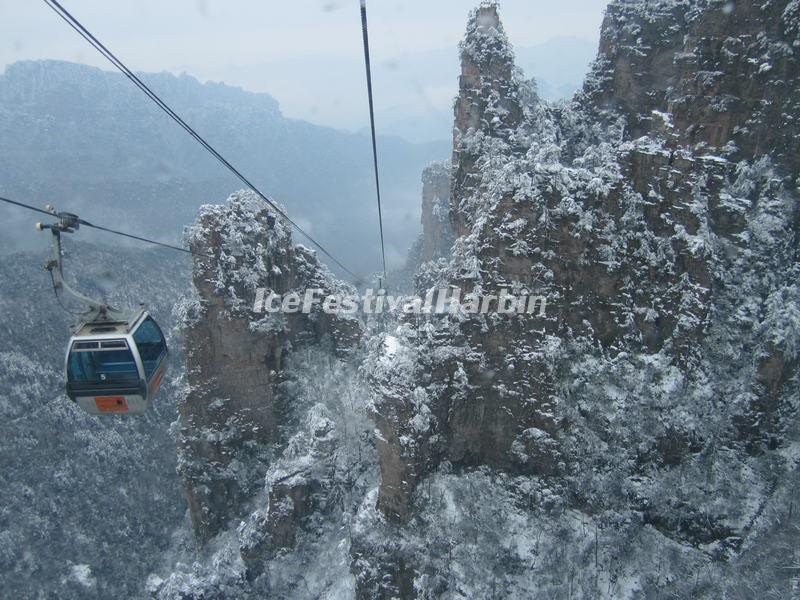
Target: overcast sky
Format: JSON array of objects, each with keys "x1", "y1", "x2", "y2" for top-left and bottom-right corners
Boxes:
[{"x1": 0, "y1": 1, "x2": 609, "y2": 139}]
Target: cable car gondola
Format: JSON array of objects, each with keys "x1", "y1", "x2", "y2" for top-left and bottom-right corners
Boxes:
[
  {"x1": 66, "y1": 308, "x2": 167, "y2": 415},
  {"x1": 38, "y1": 206, "x2": 168, "y2": 415}
]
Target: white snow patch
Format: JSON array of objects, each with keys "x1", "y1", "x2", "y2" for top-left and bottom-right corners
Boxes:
[{"x1": 70, "y1": 564, "x2": 96, "y2": 588}]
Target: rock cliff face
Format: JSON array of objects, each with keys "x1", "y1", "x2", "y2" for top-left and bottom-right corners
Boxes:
[
  {"x1": 355, "y1": 2, "x2": 799, "y2": 597},
  {"x1": 178, "y1": 191, "x2": 360, "y2": 540},
  {"x1": 589, "y1": 0, "x2": 800, "y2": 174},
  {"x1": 398, "y1": 161, "x2": 453, "y2": 291},
  {"x1": 419, "y1": 161, "x2": 453, "y2": 264},
  {"x1": 154, "y1": 191, "x2": 375, "y2": 595}
]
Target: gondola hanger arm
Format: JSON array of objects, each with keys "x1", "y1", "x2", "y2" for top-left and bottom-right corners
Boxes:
[{"x1": 36, "y1": 204, "x2": 119, "y2": 320}]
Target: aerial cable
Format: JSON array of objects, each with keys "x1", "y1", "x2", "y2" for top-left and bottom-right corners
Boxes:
[
  {"x1": 79, "y1": 217, "x2": 210, "y2": 257},
  {"x1": 43, "y1": 0, "x2": 362, "y2": 282},
  {"x1": 359, "y1": 0, "x2": 388, "y2": 289},
  {"x1": 0, "y1": 195, "x2": 55, "y2": 218},
  {"x1": 0, "y1": 195, "x2": 211, "y2": 258}
]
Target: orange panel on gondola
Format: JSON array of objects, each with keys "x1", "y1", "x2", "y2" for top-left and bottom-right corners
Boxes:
[
  {"x1": 94, "y1": 396, "x2": 129, "y2": 413},
  {"x1": 149, "y1": 367, "x2": 165, "y2": 396}
]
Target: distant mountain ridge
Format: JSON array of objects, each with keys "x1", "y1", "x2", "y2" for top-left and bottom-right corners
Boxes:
[{"x1": 0, "y1": 60, "x2": 448, "y2": 276}]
